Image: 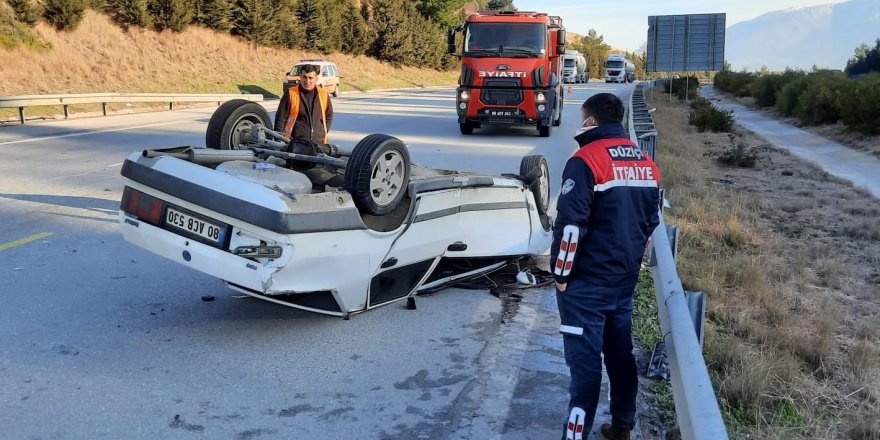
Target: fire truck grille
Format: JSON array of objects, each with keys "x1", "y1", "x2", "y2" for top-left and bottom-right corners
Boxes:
[{"x1": 480, "y1": 79, "x2": 523, "y2": 106}]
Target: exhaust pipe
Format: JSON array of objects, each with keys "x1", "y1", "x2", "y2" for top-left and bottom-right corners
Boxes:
[{"x1": 143, "y1": 147, "x2": 256, "y2": 165}]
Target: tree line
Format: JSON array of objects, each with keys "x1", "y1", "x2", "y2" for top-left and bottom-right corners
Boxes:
[
  {"x1": 5, "y1": 0, "x2": 511, "y2": 69},
  {"x1": 711, "y1": 40, "x2": 880, "y2": 135}
]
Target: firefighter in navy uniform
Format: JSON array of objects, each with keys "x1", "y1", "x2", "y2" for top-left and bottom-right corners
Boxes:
[{"x1": 551, "y1": 93, "x2": 661, "y2": 440}]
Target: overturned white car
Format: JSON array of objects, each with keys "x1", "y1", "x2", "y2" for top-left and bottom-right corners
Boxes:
[{"x1": 119, "y1": 100, "x2": 552, "y2": 317}]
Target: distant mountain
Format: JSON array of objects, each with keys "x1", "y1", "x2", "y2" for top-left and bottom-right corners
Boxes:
[{"x1": 726, "y1": 0, "x2": 880, "y2": 71}]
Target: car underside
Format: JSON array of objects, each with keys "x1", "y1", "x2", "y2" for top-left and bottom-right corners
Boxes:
[{"x1": 119, "y1": 100, "x2": 553, "y2": 317}]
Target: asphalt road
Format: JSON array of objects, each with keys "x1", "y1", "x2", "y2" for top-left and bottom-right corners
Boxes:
[{"x1": 0, "y1": 81, "x2": 633, "y2": 439}]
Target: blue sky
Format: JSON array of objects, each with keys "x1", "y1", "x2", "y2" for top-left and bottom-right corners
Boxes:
[{"x1": 515, "y1": 0, "x2": 851, "y2": 52}]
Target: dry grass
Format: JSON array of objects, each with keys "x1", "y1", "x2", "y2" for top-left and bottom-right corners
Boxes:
[
  {"x1": 650, "y1": 93, "x2": 880, "y2": 438},
  {"x1": 0, "y1": 11, "x2": 457, "y2": 120}
]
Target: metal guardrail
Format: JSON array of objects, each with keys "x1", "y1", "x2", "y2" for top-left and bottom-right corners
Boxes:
[
  {"x1": 627, "y1": 83, "x2": 729, "y2": 439},
  {"x1": 0, "y1": 93, "x2": 264, "y2": 124}
]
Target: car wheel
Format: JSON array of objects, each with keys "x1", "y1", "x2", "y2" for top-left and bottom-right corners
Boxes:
[
  {"x1": 345, "y1": 134, "x2": 411, "y2": 216},
  {"x1": 520, "y1": 155, "x2": 550, "y2": 215},
  {"x1": 538, "y1": 121, "x2": 551, "y2": 137},
  {"x1": 206, "y1": 99, "x2": 271, "y2": 150},
  {"x1": 552, "y1": 92, "x2": 563, "y2": 127},
  {"x1": 459, "y1": 122, "x2": 475, "y2": 135},
  {"x1": 332, "y1": 84, "x2": 341, "y2": 97}
]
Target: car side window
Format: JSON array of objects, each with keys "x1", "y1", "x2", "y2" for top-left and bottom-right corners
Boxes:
[{"x1": 321, "y1": 66, "x2": 329, "y2": 77}]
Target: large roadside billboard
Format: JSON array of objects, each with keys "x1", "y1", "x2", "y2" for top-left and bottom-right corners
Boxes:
[{"x1": 647, "y1": 14, "x2": 726, "y2": 72}]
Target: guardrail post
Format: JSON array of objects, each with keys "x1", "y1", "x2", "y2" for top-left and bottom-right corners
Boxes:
[
  {"x1": 102, "y1": 102, "x2": 107, "y2": 116},
  {"x1": 685, "y1": 291, "x2": 706, "y2": 348},
  {"x1": 63, "y1": 104, "x2": 69, "y2": 119},
  {"x1": 18, "y1": 107, "x2": 25, "y2": 124},
  {"x1": 169, "y1": 102, "x2": 174, "y2": 111}
]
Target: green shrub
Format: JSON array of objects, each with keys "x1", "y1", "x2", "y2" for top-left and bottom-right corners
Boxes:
[
  {"x1": 86, "y1": 0, "x2": 106, "y2": 12},
  {"x1": 717, "y1": 143, "x2": 759, "y2": 168},
  {"x1": 837, "y1": 73, "x2": 880, "y2": 135},
  {"x1": 750, "y1": 70, "x2": 805, "y2": 108},
  {"x1": 689, "y1": 97, "x2": 735, "y2": 133},
  {"x1": 664, "y1": 76, "x2": 699, "y2": 101},
  {"x1": 749, "y1": 74, "x2": 779, "y2": 107},
  {"x1": 794, "y1": 71, "x2": 846, "y2": 125},
  {"x1": 108, "y1": 0, "x2": 150, "y2": 29},
  {"x1": 714, "y1": 70, "x2": 755, "y2": 97},
  {"x1": 193, "y1": 0, "x2": 231, "y2": 32},
  {"x1": 775, "y1": 76, "x2": 809, "y2": 117},
  {"x1": 0, "y1": 4, "x2": 51, "y2": 50},
  {"x1": 148, "y1": 0, "x2": 192, "y2": 32},
  {"x1": 7, "y1": 0, "x2": 39, "y2": 25},
  {"x1": 42, "y1": 0, "x2": 85, "y2": 30}
]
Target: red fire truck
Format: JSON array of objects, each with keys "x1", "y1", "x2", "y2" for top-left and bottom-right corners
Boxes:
[{"x1": 448, "y1": 11, "x2": 566, "y2": 137}]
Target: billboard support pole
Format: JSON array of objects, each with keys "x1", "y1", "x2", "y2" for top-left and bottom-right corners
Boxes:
[{"x1": 685, "y1": 71, "x2": 690, "y2": 103}]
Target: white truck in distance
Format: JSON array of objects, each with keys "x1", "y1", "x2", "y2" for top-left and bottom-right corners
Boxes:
[
  {"x1": 605, "y1": 54, "x2": 635, "y2": 83},
  {"x1": 563, "y1": 50, "x2": 587, "y2": 83}
]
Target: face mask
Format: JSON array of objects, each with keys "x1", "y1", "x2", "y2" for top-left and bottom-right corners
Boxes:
[{"x1": 576, "y1": 116, "x2": 598, "y2": 135}]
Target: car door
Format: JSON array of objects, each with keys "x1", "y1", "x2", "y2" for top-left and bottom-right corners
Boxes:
[
  {"x1": 366, "y1": 187, "x2": 462, "y2": 308},
  {"x1": 329, "y1": 65, "x2": 340, "y2": 91},
  {"x1": 320, "y1": 65, "x2": 331, "y2": 89}
]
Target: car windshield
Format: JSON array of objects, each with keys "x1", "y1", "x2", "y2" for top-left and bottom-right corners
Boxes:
[
  {"x1": 290, "y1": 64, "x2": 326, "y2": 76},
  {"x1": 564, "y1": 59, "x2": 575, "y2": 67},
  {"x1": 606, "y1": 60, "x2": 624, "y2": 69},
  {"x1": 464, "y1": 23, "x2": 546, "y2": 58}
]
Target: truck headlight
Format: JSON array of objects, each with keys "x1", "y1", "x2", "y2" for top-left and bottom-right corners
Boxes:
[
  {"x1": 459, "y1": 90, "x2": 470, "y2": 101},
  {"x1": 535, "y1": 92, "x2": 546, "y2": 103},
  {"x1": 538, "y1": 104, "x2": 546, "y2": 112},
  {"x1": 459, "y1": 102, "x2": 467, "y2": 110}
]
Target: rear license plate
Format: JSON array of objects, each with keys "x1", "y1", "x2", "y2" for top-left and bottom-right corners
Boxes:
[{"x1": 164, "y1": 207, "x2": 226, "y2": 245}]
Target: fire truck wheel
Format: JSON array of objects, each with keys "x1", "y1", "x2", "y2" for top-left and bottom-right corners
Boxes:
[
  {"x1": 459, "y1": 122, "x2": 476, "y2": 135},
  {"x1": 553, "y1": 95, "x2": 563, "y2": 127},
  {"x1": 538, "y1": 121, "x2": 551, "y2": 137}
]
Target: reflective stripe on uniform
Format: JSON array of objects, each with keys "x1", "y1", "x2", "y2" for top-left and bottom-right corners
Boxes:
[
  {"x1": 566, "y1": 406, "x2": 586, "y2": 440},
  {"x1": 560, "y1": 325, "x2": 584, "y2": 335},
  {"x1": 594, "y1": 179, "x2": 658, "y2": 192},
  {"x1": 554, "y1": 225, "x2": 579, "y2": 277}
]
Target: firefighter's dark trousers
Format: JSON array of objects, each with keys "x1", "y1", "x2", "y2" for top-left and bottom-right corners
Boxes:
[{"x1": 556, "y1": 280, "x2": 638, "y2": 439}]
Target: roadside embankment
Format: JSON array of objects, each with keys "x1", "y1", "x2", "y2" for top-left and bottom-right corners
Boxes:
[
  {"x1": 0, "y1": 11, "x2": 456, "y2": 122},
  {"x1": 648, "y1": 91, "x2": 880, "y2": 439}
]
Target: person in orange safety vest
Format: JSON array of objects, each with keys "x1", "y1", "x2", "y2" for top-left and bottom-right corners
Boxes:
[{"x1": 273, "y1": 64, "x2": 334, "y2": 144}]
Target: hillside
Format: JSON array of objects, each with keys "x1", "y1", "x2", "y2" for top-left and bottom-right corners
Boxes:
[
  {"x1": 0, "y1": 11, "x2": 457, "y2": 98},
  {"x1": 726, "y1": 0, "x2": 880, "y2": 70}
]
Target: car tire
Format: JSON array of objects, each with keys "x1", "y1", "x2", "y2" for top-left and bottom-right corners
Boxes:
[
  {"x1": 206, "y1": 99, "x2": 271, "y2": 150},
  {"x1": 552, "y1": 92, "x2": 563, "y2": 127},
  {"x1": 345, "y1": 134, "x2": 411, "y2": 216},
  {"x1": 520, "y1": 155, "x2": 550, "y2": 215},
  {"x1": 459, "y1": 122, "x2": 475, "y2": 135},
  {"x1": 332, "y1": 84, "x2": 341, "y2": 97},
  {"x1": 538, "y1": 121, "x2": 551, "y2": 137}
]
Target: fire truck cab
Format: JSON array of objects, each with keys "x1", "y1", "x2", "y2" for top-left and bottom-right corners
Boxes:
[{"x1": 448, "y1": 11, "x2": 566, "y2": 137}]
